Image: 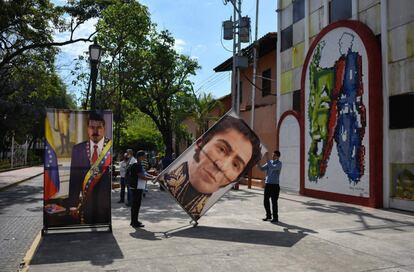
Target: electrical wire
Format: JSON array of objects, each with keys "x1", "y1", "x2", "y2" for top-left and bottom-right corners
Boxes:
[
  {"x1": 197, "y1": 72, "x2": 229, "y2": 91},
  {"x1": 203, "y1": 73, "x2": 230, "y2": 91},
  {"x1": 241, "y1": 71, "x2": 276, "y2": 96}
]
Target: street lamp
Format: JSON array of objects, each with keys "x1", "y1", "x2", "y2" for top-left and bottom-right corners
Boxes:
[{"x1": 89, "y1": 39, "x2": 102, "y2": 110}]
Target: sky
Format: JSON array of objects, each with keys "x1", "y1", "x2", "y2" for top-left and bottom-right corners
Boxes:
[{"x1": 54, "y1": 0, "x2": 278, "y2": 101}]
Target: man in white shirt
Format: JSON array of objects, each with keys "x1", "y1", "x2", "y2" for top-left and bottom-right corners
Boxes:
[{"x1": 118, "y1": 153, "x2": 129, "y2": 204}]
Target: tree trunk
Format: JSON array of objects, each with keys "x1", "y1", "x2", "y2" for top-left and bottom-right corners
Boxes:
[{"x1": 160, "y1": 128, "x2": 173, "y2": 158}]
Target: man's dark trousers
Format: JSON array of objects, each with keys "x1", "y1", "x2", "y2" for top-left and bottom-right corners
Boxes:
[
  {"x1": 264, "y1": 183, "x2": 280, "y2": 220},
  {"x1": 131, "y1": 188, "x2": 143, "y2": 225}
]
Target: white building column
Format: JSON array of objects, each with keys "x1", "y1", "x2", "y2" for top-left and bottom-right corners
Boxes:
[
  {"x1": 380, "y1": 0, "x2": 389, "y2": 208},
  {"x1": 323, "y1": 0, "x2": 329, "y2": 27},
  {"x1": 276, "y1": 2, "x2": 282, "y2": 125},
  {"x1": 352, "y1": 0, "x2": 359, "y2": 20}
]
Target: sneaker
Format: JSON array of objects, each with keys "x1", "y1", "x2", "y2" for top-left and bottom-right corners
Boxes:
[
  {"x1": 271, "y1": 218, "x2": 279, "y2": 223},
  {"x1": 131, "y1": 222, "x2": 145, "y2": 228},
  {"x1": 262, "y1": 217, "x2": 271, "y2": 221}
]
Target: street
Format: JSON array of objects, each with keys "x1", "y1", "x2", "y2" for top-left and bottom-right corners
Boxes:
[{"x1": 1, "y1": 171, "x2": 414, "y2": 272}]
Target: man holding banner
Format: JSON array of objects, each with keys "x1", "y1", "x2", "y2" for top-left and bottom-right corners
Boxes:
[
  {"x1": 158, "y1": 114, "x2": 261, "y2": 220},
  {"x1": 67, "y1": 112, "x2": 112, "y2": 225}
]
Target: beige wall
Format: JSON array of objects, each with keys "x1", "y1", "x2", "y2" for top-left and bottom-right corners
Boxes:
[{"x1": 239, "y1": 50, "x2": 278, "y2": 180}]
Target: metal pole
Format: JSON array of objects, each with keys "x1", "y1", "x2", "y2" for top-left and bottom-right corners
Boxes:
[
  {"x1": 250, "y1": 0, "x2": 259, "y2": 129},
  {"x1": 248, "y1": 0, "x2": 259, "y2": 189},
  {"x1": 236, "y1": 0, "x2": 242, "y2": 115},
  {"x1": 231, "y1": 10, "x2": 237, "y2": 112},
  {"x1": 24, "y1": 138, "x2": 28, "y2": 165},
  {"x1": 11, "y1": 132, "x2": 14, "y2": 169},
  {"x1": 90, "y1": 62, "x2": 98, "y2": 110}
]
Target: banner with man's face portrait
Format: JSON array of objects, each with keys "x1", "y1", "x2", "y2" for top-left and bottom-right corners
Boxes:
[
  {"x1": 43, "y1": 109, "x2": 113, "y2": 229},
  {"x1": 156, "y1": 111, "x2": 262, "y2": 221}
]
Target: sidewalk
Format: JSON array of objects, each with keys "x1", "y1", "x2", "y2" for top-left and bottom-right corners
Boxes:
[
  {"x1": 0, "y1": 166, "x2": 43, "y2": 191},
  {"x1": 27, "y1": 184, "x2": 414, "y2": 272}
]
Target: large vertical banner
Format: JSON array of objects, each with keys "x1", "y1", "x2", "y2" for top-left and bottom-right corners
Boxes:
[
  {"x1": 44, "y1": 109, "x2": 113, "y2": 228},
  {"x1": 157, "y1": 112, "x2": 262, "y2": 221},
  {"x1": 301, "y1": 20, "x2": 382, "y2": 207}
]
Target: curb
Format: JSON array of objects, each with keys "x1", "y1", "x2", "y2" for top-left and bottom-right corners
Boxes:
[
  {"x1": 19, "y1": 231, "x2": 42, "y2": 272},
  {"x1": 0, "y1": 172, "x2": 43, "y2": 192},
  {"x1": 0, "y1": 164, "x2": 43, "y2": 173}
]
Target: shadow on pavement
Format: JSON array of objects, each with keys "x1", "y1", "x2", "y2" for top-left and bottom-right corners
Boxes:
[
  {"x1": 129, "y1": 228, "x2": 164, "y2": 241},
  {"x1": 304, "y1": 202, "x2": 414, "y2": 232},
  {"x1": 272, "y1": 221, "x2": 318, "y2": 234},
  {"x1": 30, "y1": 232, "x2": 123, "y2": 267},
  {"x1": 217, "y1": 188, "x2": 264, "y2": 202},
  {"x1": 111, "y1": 186, "x2": 191, "y2": 224},
  {"x1": 168, "y1": 226, "x2": 307, "y2": 247},
  {"x1": 0, "y1": 183, "x2": 43, "y2": 215}
]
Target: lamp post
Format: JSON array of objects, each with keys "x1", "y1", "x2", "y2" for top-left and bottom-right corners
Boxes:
[{"x1": 89, "y1": 39, "x2": 102, "y2": 110}]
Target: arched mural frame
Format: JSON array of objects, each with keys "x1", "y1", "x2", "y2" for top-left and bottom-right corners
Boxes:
[
  {"x1": 276, "y1": 110, "x2": 300, "y2": 149},
  {"x1": 277, "y1": 110, "x2": 301, "y2": 191},
  {"x1": 300, "y1": 20, "x2": 383, "y2": 207}
]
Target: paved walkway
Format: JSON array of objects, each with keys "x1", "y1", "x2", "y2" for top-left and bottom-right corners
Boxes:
[
  {"x1": 0, "y1": 174, "x2": 43, "y2": 272},
  {"x1": 27, "y1": 183, "x2": 414, "y2": 272},
  {"x1": 0, "y1": 166, "x2": 43, "y2": 191}
]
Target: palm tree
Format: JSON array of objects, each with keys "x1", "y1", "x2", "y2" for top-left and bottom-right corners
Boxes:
[{"x1": 191, "y1": 92, "x2": 224, "y2": 138}]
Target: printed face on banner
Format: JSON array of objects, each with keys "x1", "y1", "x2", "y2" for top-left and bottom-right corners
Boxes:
[
  {"x1": 43, "y1": 109, "x2": 113, "y2": 228},
  {"x1": 157, "y1": 113, "x2": 261, "y2": 220},
  {"x1": 87, "y1": 120, "x2": 105, "y2": 144},
  {"x1": 189, "y1": 129, "x2": 253, "y2": 194}
]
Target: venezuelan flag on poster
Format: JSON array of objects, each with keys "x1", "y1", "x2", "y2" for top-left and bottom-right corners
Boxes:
[{"x1": 44, "y1": 115, "x2": 60, "y2": 201}]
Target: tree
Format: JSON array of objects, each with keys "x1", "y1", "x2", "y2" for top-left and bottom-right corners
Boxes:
[
  {"x1": 190, "y1": 92, "x2": 224, "y2": 138},
  {"x1": 0, "y1": 48, "x2": 75, "y2": 157},
  {"x1": 0, "y1": 0, "x2": 115, "y2": 77},
  {"x1": 94, "y1": 0, "x2": 151, "y2": 147},
  {"x1": 127, "y1": 29, "x2": 200, "y2": 157},
  {"x1": 119, "y1": 111, "x2": 163, "y2": 154}
]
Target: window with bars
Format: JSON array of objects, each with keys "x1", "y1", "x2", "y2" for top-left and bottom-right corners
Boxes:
[
  {"x1": 389, "y1": 94, "x2": 414, "y2": 129},
  {"x1": 330, "y1": 0, "x2": 352, "y2": 23},
  {"x1": 293, "y1": 89, "x2": 301, "y2": 112},
  {"x1": 293, "y1": 0, "x2": 305, "y2": 24},
  {"x1": 262, "y1": 69, "x2": 271, "y2": 97},
  {"x1": 281, "y1": 25, "x2": 293, "y2": 52}
]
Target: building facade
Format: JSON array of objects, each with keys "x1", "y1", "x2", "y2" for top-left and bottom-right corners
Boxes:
[
  {"x1": 277, "y1": 0, "x2": 414, "y2": 211},
  {"x1": 215, "y1": 33, "x2": 278, "y2": 181}
]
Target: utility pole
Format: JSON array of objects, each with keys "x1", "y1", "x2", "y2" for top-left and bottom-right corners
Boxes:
[
  {"x1": 222, "y1": 0, "x2": 250, "y2": 115},
  {"x1": 231, "y1": 7, "x2": 237, "y2": 114},
  {"x1": 236, "y1": 0, "x2": 242, "y2": 115},
  {"x1": 248, "y1": 0, "x2": 259, "y2": 189},
  {"x1": 250, "y1": 0, "x2": 259, "y2": 129}
]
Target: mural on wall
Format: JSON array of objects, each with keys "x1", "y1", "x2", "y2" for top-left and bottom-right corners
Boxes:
[
  {"x1": 308, "y1": 32, "x2": 366, "y2": 184},
  {"x1": 303, "y1": 23, "x2": 375, "y2": 198},
  {"x1": 301, "y1": 20, "x2": 382, "y2": 206}
]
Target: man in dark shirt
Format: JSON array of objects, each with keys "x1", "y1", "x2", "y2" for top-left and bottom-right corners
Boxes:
[{"x1": 127, "y1": 150, "x2": 154, "y2": 228}]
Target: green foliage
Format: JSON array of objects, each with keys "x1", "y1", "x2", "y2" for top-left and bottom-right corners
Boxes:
[
  {"x1": 89, "y1": 3, "x2": 200, "y2": 156},
  {"x1": 0, "y1": 47, "x2": 75, "y2": 153},
  {"x1": 190, "y1": 92, "x2": 223, "y2": 138},
  {"x1": 0, "y1": 0, "x2": 115, "y2": 154},
  {"x1": 126, "y1": 28, "x2": 200, "y2": 156},
  {"x1": 118, "y1": 111, "x2": 163, "y2": 153}
]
